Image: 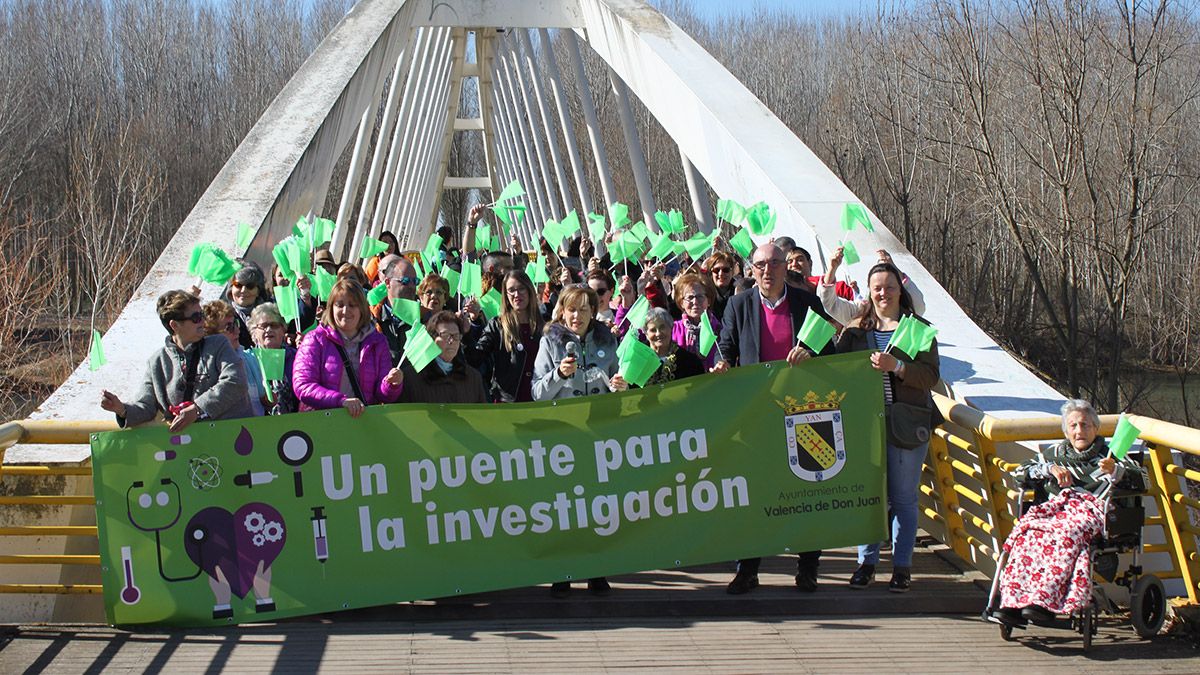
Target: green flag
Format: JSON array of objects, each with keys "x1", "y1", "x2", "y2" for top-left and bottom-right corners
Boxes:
[
  {"x1": 886, "y1": 315, "x2": 938, "y2": 359},
  {"x1": 586, "y1": 212, "x2": 607, "y2": 242},
  {"x1": 729, "y1": 228, "x2": 754, "y2": 259},
  {"x1": 646, "y1": 231, "x2": 676, "y2": 261},
  {"x1": 716, "y1": 199, "x2": 747, "y2": 226},
  {"x1": 699, "y1": 312, "x2": 717, "y2": 358},
  {"x1": 88, "y1": 329, "x2": 106, "y2": 371},
  {"x1": 1108, "y1": 414, "x2": 1141, "y2": 460},
  {"x1": 609, "y1": 231, "x2": 646, "y2": 263},
  {"x1": 422, "y1": 233, "x2": 444, "y2": 266},
  {"x1": 360, "y1": 235, "x2": 389, "y2": 259},
  {"x1": 474, "y1": 224, "x2": 493, "y2": 252},
  {"x1": 560, "y1": 210, "x2": 581, "y2": 238},
  {"x1": 623, "y1": 295, "x2": 650, "y2": 334},
  {"x1": 458, "y1": 261, "x2": 483, "y2": 298},
  {"x1": 744, "y1": 202, "x2": 776, "y2": 236},
  {"x1": 526, "y1": 256, "x2": 550, "y2": 283},
  {"x1": 840, "y1": 239, "x2": 860, "y2": 265},
  {"x1": 479, "y1": 287, "x2": 503, "y2": 321},
  {"x1": 275, "y1": 283, "x2": 299, "y2": 323},
  {"x1": 841, "y1": 203, "x2": 874, "y2": 232},
  {"x1": 542, "y1": 219, "x2": 568, "y2": 252},
  {"x1": 272, "y1": 240, "x2": 297, "y2": 281},
  {"x1": 495, "y1": 179, "x2": 525, "y2": 204},
  {"x1": 629, "y1": 220, "x2": 653, "y2": 242},
  {"x1": 367, "y1": 283, "x2": 388, "y2": 306},
  {"x1": 403, "y1": 324, "x2": 443, "y2": 372},
  {"x1": 253, "y1": 347, "x2": 286, "y2": 381},
  {"x1": 413, "y1": 255, "x2": 428, "y2": 281},
  {"x1": 681, "y1": 232, "x2": 715, "y2": 259},
  {"x1": 312, "y1": 265, "x2": 337, "y2": 302},
  {"x1": 293, "y1": 217, "x2": 313, "y2": 253},
  {"x1": 797, "y1": 311, "x2": 836, "y2": 354},
  {"x1": 188, "y1": 243, "x2": 240, "y2": 286},
  {"x1": 442, "y1": 266, "x2": 460, "y2": 299},
  {"x1": 610, "y1": 202, "x2": 631, "y2": 229},
  {"x1": 392, "y1": 298, "x2": 421, "y2": 326},
  {"x1": 313, "y1": 218, "x2": 336, "y2": 248},
  {"x1": 288, "y1": 237, "x2": 310, "y2": 279},
  {"x1": 655, "y1": 209, "x2": 686, "y2": 234},
  {"x1": 236, "y1": 222, "x2": 254, "y2": 250},
  {"x1": 618, "y1": 338, "x2": 662, "y2": 388}
]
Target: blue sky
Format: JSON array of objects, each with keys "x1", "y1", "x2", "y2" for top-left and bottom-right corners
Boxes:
[{"x1": 680, "y1": 0, "x2": 872, "y2": 19}]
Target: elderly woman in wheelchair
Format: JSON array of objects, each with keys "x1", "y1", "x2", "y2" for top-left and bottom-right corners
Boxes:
[{"x1": 984, "y1": 399, "x2": 1162, "y2": 645}]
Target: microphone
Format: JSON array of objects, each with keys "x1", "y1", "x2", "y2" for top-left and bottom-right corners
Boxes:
[{"x1": 565, "y1": 341, "x2": 578, "y2": 360}]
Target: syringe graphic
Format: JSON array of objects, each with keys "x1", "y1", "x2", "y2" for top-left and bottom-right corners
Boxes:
[{"x1": 311, "y1": 506, "x2": 328, "y2": 563}]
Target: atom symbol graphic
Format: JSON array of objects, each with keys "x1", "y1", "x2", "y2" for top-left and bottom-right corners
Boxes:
[{"x1": 189, "y1": 455, "x2": 222, "y2": 490}]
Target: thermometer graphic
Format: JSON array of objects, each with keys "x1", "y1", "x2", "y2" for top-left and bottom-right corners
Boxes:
[{"x1": 119, "y1": 546, "x2": 141, "y2": 605}]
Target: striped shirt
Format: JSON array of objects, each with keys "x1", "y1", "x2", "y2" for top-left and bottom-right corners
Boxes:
[{"x1": 873, "y1": 330, "x2": 894, "y2": 404}]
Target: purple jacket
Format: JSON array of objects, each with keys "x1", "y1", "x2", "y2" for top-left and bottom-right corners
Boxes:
[
  {"x1": 673, "y1": 313, "x2": 722, "y2": 369},
  {"x1": 293, "y1": 324, "x2": 402, "y2": 410}
]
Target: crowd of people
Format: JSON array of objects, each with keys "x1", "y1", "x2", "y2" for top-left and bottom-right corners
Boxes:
[{"x1": 100, "y1": 207, "x2": 986, "y2": 598}]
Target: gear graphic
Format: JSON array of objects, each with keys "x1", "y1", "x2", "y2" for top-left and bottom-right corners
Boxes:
[
  {"x1": 252, "y1": 533, "x2": 266, "y2": 547},
  {"x1": 262, "y1": 521, "x2": 284, "y2": 543},
  {"x1": 244, "y1": 512, "x2": 266, "y2": 533}
]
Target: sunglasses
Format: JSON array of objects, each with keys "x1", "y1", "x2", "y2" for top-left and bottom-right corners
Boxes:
[
  {"x1": 389, "y1": 276, "x2": 419, "y2": 286},
  {"x1": 710, "y1": 267, "x2": 732, "y2": 274},
  {"x1": 221, "y1": 322, "x2": 237, "y2": 333},
  {"x1": 178, "y1": 311, "x2": 204, "y2": 325},
  {"x1": 231, "y1": 281, "x2": 251, "y2": 289}
]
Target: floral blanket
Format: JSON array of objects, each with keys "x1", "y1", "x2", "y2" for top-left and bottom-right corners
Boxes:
[{"x1": 999, "y1": 490, "x2": 1105, "y2": 614}]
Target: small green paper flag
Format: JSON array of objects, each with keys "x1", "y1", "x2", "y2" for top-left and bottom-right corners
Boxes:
[
  {"x1": 288, "y1": 237, "x2": 310, "y2": 279},
  {"x1": 667, "y1": 209, "x2": 687, "y2": 234},
  {"x1": 275, "y1": 283, "x2": 299, "y2": 323},
  {"x1": 526, "y1": 256, "x2": 551, "y2": 283},
  {"x1": 403, "y1": 324, "x2": 444, "y2": 372},
  {"x1": 619, "y1": 337, "x2": 663, "y2": 388},
  {"x1": 886, "y1": 315, "x2": 938, "y2": 360},
  {"x1": 841, "y1": 203, "x2": 874, "y2": 232},
  {"x1": 744, "y1": 202, "x2": 776, "y2": 236},
  {"x1": 479, "y1": 287, "x2": 503, "y2": 321},
  {"x1": 272, "y1": 240, "x2": 297, "y2": 281},
  {"x1": 312, "y1": 265, "x2": 337, "y2": 302},
  {"x1": 797, "y1": 311, "x2": 836, "y2": 354},
  {"x1": 623, "y1": 295, "x2": 650, "y2": 334},
  {"x1": 1108, "y1": 413, "x2": 1141, "y2": 460},
  {"x1": 716, "y1": 199, "x2": 747, "y2": 226},
  {"x1": 458, "y1": 261, "x2": 483, "y2": 298},
  {"x1": 681, "y1": 232, "x2": 715, "y2": 259},
  {"x1": 840, "y1": 240, "x2": 860, "y2": 265},
  {"x1": 236, "y1": 222, "x2": 254, "y2": 250},
  {"x1": 392, "y1": 297, "x2": 421, "y2": 326},
  {"x1": 360, "y1": 235, "x2": 389, "y2": 259},
  {"x1": 698, "y1": 312, "x2": 716, "y2": 358},
  {"x1": 422, "y1": 233, "x2": 444, "y2": 266},
  {"x1": 647, "y1": 231, "x2": 677, "y2": 261},
  {"x1": 542, "y1": 219, "x2": 568, "y2": 252},
  {"x1": 560, "y1": 210, "x2": 581, "y2": 238},
  {"x1": 609, "y1": 231, "x2": 647, "y2": 263},
  {"x1": 443, "y1": 267, "x2": 460, "y2": 299},
  {"x1": 88, "y1": 329, "x2": 106, "y2": 371},
  {"x1": 474, "y1": 224, "x2": 493, "y2": 252},
  {"x1": 610, "y1": 202, "x2": 631, "y2": 229},
  {"x1": 188, "y1": 243, "x2": 240, "y2": 286},
  {"x1": 586, "y1": 212, "x2": 607, "y2": 242},
  {"x1": 313, "y1": 218, "x2": 336, "y2": 248},
  {"x1": 367, "y1": 283, "x2": 389, "y2": 306},
  {"x1": 253, "y1": 347, "x2": 286, "y2": 381},
  {"x1": 729, "y1": 228, "x2": 755, "y2": 258},
  {"x1": 629, "y1": 220, "x2": 653, "y2": 242},
  {"x1": 495, "y1": 179, "x2": 525, "y2": 204},
  {"x1": 293, "y1": 217, "x2": 313, "y2": 253}
]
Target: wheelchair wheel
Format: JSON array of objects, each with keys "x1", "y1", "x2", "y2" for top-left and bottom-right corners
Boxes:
[
  {"x1": 1081, "y1": 604, "x2": 1094, "y2": 651},
  {"x1": 1131, "y1": 575, "x2": 1167, "y2": 638}
]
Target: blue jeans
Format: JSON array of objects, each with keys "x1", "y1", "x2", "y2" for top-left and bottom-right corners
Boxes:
[{"x1": 859, "y1": 441, "x2": 929, "y2": 568}]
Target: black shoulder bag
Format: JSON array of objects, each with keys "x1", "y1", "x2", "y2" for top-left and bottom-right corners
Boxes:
[{"x1": 333, "y1": 342, "x2": 368, "y2": 403}]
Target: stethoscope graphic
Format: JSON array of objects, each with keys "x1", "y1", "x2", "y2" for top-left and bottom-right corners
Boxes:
[{"x1": 125, "y1": 478, "x2": 206, "y2": 591}]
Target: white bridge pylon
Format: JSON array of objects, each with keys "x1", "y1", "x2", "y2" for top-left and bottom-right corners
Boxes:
[{"x1": 19, "y1": 0, "x2": 1062, "y2": 463}]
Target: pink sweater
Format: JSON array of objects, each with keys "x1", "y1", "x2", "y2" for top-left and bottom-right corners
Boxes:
[{"x1": 759, "y1": 298, "x2": 794, "y2": 362}]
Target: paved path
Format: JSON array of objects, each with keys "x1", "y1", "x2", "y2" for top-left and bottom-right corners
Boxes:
[{"x1": 2, "y1": 546, "x2": 1194, "y2": 673}]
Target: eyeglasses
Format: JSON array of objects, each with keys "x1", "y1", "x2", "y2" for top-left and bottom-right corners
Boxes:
[
  {"x1": 435, "y1": 331, "x2": 462, "y2": 342},
  {"x1": 505, "y1": 286, "x2": 527, "y2": 296},
  {"x1": 389, "y1": 276, "x2": 418, "y2": 286},
  {"x1": 221, "y1": 322, "x2": 237, "y2": 334},
  {"x1": 682, "y1": 294, "x2": 706, "y2": 304},
  {"x1": 255, "y1": 322, "x2": 283, "y2": 332},
  {"x1": 421, "y1": 289, "x2": 446, "y2": 298},
  {"x1": 178, "y1": 311, "x2": 204, "y2": 325},
  {"x1": 751, "y1": 258, "x2": 786, "y2": 271}
]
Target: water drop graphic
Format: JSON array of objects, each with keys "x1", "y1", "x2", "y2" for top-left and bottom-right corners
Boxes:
[{"x1": 234, "y1": 426, "x2": 253, "y2": 456}]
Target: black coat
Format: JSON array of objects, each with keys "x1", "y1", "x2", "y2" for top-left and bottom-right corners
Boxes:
[
  {"x1": 717, "y1": 286, "x2": 836, "y2": 366},
  {"x1": 464, "y1": 316, "x2": 540, "y2": 403}
]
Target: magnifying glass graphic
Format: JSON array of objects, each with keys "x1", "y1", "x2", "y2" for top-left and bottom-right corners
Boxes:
[{"x1": 277, "y1": 431, "x2": 314, "y2": 498}]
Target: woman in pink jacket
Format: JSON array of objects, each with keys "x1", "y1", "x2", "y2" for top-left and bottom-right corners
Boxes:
[{"x1": 293, "y1": 279, "x2": 403, "y2": 417}]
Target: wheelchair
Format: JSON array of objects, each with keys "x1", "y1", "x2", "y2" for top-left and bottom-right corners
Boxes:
[{"x1": 981, "y1": 451, "x2": 1167, "y2": 650}]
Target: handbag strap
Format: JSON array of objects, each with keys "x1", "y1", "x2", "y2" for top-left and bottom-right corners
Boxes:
[{"x1": 333, "y1": 341, "x2": 368, "y2": 403}]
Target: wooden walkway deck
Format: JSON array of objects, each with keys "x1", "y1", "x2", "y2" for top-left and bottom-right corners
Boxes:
[{"x1": 2, "y1": 544, "x2": 1195, "y2": 673}]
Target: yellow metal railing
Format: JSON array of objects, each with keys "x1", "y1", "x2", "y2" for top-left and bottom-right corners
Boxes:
[
  {"x1": 925, "y1": 393, "x2": 1200, "y2": 603},
  {"x1": 0, "y1": 419, "x2": 115, "y2": 595}
]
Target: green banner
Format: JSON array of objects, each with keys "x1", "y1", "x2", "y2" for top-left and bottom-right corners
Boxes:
[{"x1": 91, "y1": 353, "x2": 886, "y2": 627}]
